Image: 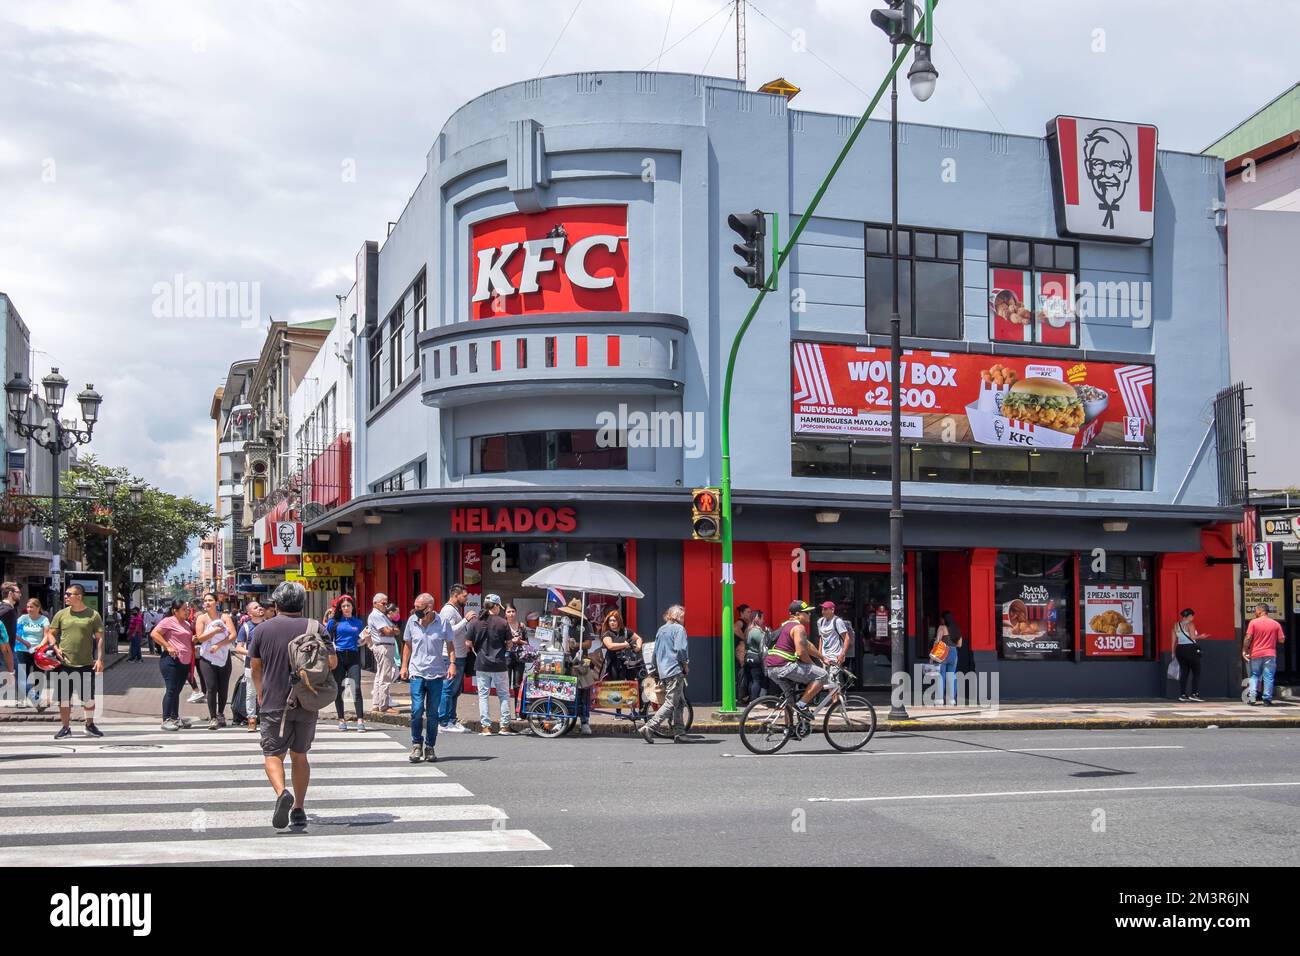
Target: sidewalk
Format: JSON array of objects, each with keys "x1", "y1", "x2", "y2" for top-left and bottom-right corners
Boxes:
[{"x1": 5, "y1": 652, "x2": 1298, "y2": 732}]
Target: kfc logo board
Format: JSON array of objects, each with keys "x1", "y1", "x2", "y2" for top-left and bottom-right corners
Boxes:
[
  {"x1": 1047, "y1": 116, "x2": 1158, "y2": 242},
  {"x1": 470, "y1": 206, "x2": 628, "y2": 319},
  {"x1": 791, "y1": 341, "x2": 1155, "y2": 453},
  {"x1": 270, "y1": 521, "x2": 302, "y2": 556}
]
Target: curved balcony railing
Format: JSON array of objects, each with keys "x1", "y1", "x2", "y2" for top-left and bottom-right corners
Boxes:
[{"x1": 417, "y1": 311, "x2": 687, "y2": 409}]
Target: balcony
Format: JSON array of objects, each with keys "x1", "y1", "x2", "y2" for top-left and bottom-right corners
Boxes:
[{"x1": 417, "y1": 312, "x2": 687, "y2": 409}]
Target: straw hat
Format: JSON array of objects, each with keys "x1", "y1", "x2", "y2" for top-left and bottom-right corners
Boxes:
[{"x1": 555, "y1": 597, "x2": 586, "y2": 619}]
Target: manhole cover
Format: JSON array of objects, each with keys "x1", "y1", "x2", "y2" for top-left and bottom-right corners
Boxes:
[{"x1": 102, "y1": 744, "x2": 164, "y2": 752}]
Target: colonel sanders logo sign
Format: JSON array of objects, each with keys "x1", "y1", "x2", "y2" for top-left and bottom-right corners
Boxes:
[
  {"x1": 1047, "y1": 116, "x2": 1157, "y2": 242},
  {"x1": 270, "y1": 520, "x2": 302, "y2": 556}
]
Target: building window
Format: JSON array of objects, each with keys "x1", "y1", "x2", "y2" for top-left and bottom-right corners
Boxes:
[
  {"x1": 791, "y1": 440, "x2": 1144, "y2": 489},
  {"x1": 1081, "y1": 554, "x2": 1153, "y2": 661},
  {"x1": 469, "y1": 342, "x2": 479, "y2": 374},
  {"x1": 432, "y1": 349, "x2": 441, "y2": 379},
  {"x1": 387, "y1": 304, "x2": 405, "y2": 391},
  {"x1": 575, "y1": 335, "x2": 588, "y2": 367},
  {"x1": 372, "y1": 459, "x2": 426, "y2": 493},
  {"x1": 367, "y1": 325, "x2": 382, "y2": 410},
  {"x1": 865, "y1": 224, "x2": 962, "y2": 339},
  {"x1": 413, "y1": 271, "x2": 427, "y2": 333},
  {"x1": 517, "y1": 338, "x2": 528, "y2": 369},
  {"x1": 988, "y1": 236, "x2": 1079, "y2": 346},
  {"x1": 491, "y1": 340, "x2": 501, "y2": 372},
  {"x1": 449, "y1": 345, "x2": 458, "y2": 376},
  {"x1": 996, "y1": 552, "x2": 1075, "y2": 661},
  {"x1": 607, "y1": 335, "x2": 620, "y2": 367},
  {"x1": 545, "y1": 336, "x2": 557, "y2": 368},
  {"x1": 471, "y1": 429, "x2": 628, "y2": 474}
]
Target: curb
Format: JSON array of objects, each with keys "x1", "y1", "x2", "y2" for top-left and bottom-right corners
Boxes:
[{"x1": 351, "y1": 711, "x2": 1300, "y2": 735}]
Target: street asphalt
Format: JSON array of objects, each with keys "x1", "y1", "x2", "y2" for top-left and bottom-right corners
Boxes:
[{"x1": 4, "y1": 717, "x2": 1297, "y2": 867}]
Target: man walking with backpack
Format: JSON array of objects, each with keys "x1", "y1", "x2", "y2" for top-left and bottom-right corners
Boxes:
[{"x1": 249, "y1": 581, "x2": 337, "y2": 830}]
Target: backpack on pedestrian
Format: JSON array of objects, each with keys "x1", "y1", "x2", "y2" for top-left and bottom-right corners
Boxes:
[{"x1": 279, "y1": 619, "x2": 337, "y2": 733}]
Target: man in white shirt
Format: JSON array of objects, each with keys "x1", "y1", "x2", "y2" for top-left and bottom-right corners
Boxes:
[
  {"x1": 437, "y1": 583, "x2": 478, "y2": 732},
  {"x1": 367, "y1": 592, "x2": 400, "y2": 716},
  {"x1": 816, "y1": 601, "x2": 849, "y2": 668}
]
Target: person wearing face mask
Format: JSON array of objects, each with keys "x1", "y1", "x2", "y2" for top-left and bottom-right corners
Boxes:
[{"x1": 400, "y1": 592, "x2": 454, "y2": 762}]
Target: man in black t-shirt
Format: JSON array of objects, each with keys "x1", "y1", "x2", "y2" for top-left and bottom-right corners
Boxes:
[{"x1": 249, "y1": 581, "x2": 336, "y2": 831}]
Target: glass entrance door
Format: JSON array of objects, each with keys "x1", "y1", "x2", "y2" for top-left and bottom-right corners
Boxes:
[{"x1": 810, "y1": 570, "x2": 893, "y2": 688}]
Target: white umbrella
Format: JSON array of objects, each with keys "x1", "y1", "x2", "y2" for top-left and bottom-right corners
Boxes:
[{"x1": 522, "y1": 559, "x2": 643, "y2": 599}]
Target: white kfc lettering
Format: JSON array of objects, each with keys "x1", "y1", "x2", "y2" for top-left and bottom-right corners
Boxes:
[
  {"x1": 472, "y1": 242, "x2": 519, "y2": 302},
  {"x1": 564, "y1": 234, "x2": 620, "y2": 290},
  {"x1": 472, "y1": 233, "x2": 622, "y2": 302},
  {"x1": 518, "y1": 237, "x2": 564, "y2": 293}
]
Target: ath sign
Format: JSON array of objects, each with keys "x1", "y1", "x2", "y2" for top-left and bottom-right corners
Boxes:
[
  {"x1": 470, "y1": 206, "x2": 628, "y2": 319},
  {"x1": 1047, "y1": 116, "x2": 1158, "y2": 242}
]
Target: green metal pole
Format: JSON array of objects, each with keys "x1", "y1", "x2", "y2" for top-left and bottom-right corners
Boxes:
[{"x1": 718, "y1": 33, "x2": 923, "y2": 715}]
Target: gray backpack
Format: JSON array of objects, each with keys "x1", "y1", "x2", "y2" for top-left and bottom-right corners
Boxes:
[{"x1": 282, "y1": 619, "x2": 337, "y2": 725}]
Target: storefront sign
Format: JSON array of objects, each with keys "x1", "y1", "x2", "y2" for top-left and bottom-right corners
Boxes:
[
  {"x1": 285, "y1": 572, "x2": 342, "y2": 593},
  {"x1": 470, "y1": 205, "x2": 628, "y2": 319},
  {"x1": 1047, "y1": 115, "x2": 1158, "y2": 242},
  {"x1": 1293, "y1": 578, "x2": 1300, "y2": 610},
  {"x1": 300, "y1": 553, "x2": 356, "y2": 577},
  {"x1": 269, "y1": 521, "x2": 302, "y2": 556},
  {"x1": 792, "y1": 342, "x2": 1155, "y2": 453},
  {"x1": 1247, "y1": 542, "x2": 1275, "y2": 580},
  {"x1": 998, "y1": 577, "x2": 1072, "y2": 660},
  {"x1": 527, "y1": 673, "x2": 577, "y2": 703},
  {"x1": 1261, "y1": 514, "x2": 1300, "y2": 551},
  {"x1": 1243, "y1": 579, "x2": 1285, "y2": 621},
  {"x1": 592, "y1": 680, "x2": 640, "y2": 709},
  {"x1": 450, "y1": 506, "x2": 577, "y2": 534},
  {"x1": 1083, "y1": 585, "x2": 1144, "y2": 657}
]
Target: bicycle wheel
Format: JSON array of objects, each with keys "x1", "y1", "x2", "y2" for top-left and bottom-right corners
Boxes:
[
  {"x1": 822, "y1": 693, "x2": 877, "y2": 752},
  {"x1": 526, "y1": 697, "x2": 574, "y2": 738},
  {"x1": 738, "y1": 695, "x2": 794, "y2": 755}
]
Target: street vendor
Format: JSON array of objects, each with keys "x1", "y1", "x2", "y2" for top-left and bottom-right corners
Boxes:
[
  {"x1": 600, "y1": 609, "x2": 644, "y2": 681},
  {"x1": 557, "y1": 597, "x2": 600, "y2": 735}
]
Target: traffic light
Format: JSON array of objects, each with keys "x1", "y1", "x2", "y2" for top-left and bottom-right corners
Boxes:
[
  {"x1": 728, "y1": 210, "x2": 766, "y2": 289},
  {"x1": 691, "y1": 486, "x2": 722, "y2": 542}
]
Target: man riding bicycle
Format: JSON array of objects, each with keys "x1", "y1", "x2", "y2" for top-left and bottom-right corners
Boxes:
[{"x1": 763, "y1": 600, "x2": 839, "y2": 717}]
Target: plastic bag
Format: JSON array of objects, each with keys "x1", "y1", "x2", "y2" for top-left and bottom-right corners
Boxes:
[{"x1": 1166, "y1": 657, "x2": 1180, "y2": 681}]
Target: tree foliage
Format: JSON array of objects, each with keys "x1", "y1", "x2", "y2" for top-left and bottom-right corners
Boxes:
[{"x1": 26, "y1": 455, "x2": 217, "y2": 608}]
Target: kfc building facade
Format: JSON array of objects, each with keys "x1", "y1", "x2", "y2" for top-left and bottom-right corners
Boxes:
[{"x1": 315, "y1": 71, "x2": 1241, "y2": 703}]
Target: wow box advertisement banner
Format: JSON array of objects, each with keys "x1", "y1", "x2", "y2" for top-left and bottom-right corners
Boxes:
[{"x1": 791, "y1": 342, "x2": 1155, "y2": 453}]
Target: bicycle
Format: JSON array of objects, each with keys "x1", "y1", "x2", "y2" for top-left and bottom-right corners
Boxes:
[
  {"x1": 524, "y1": 667, "x2": 694, "y2": 739},
  {"x1": 738, "y1": 666, "x2": 876, "y2": 755}
]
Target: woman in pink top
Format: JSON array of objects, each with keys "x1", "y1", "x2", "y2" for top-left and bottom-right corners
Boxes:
[{"x1": 151, "y1": 601, "x2": 197, "y2": 731}]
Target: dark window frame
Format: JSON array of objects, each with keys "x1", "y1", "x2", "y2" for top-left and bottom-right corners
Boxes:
[
  {"x1": 987, "y1": 235, "x2": 1080, "y2": 346},
  {"x1": 386, "y1": 303, "x2": 405, "y2": 391},
  {"x1": 411, "y1": 271, "x2": 427, "y2": 369},
  {"x1": 471, "y1": 429, "x2": 629, "y2": 475},
  {"x1": 865, "y1": 223, "x2": 964, "y2": 340},
  {"x1": 367, "y1": 324, "x2": 383, "y2": 410}
]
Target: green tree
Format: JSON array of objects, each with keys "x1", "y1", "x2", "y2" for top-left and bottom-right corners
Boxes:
[{"x1": 28, "y1": 455, "x2": 217, "y2": 612}]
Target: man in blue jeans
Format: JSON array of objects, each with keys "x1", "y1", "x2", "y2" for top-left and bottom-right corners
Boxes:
[
  {"x1": 401, "y1": 592, "x2": 453, "y2": 762},
  {"x1": 437, "y1": 584, "x2": 477, "y2": 732},
  {"x1": 1244, "y1": 603, "x2": 1285, "y2": 706}
]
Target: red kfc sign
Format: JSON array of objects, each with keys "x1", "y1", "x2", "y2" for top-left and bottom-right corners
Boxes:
[
  {"x1": 470, "y1": 206, "x2": 628, "y2": 319},
  {"x1": 1048, "y1": 116, "x2": 1158, "y2": 242}
]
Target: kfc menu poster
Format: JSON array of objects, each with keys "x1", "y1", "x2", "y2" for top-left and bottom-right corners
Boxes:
[
  {"x1": 792, "y1": 341, "x2": 1155, "y2": 453},
  {"x1": 998, "y1": 581, "x2": 1071, "y2": 660},
  {"x1": 1083, "y1": 585, "x2": 1145, "y2": 657},
  {"x1": 989, "y1": 268, "x2": 1077, "y2": 346}
]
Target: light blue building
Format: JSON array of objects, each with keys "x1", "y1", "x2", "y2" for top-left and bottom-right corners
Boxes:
[{"x1": 316, "y1": 71, "x2": 1241, "y2": 702}]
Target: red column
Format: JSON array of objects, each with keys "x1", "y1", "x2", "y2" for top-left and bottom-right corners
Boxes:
[
  {"x1": 625, "y1": 539, "x2": 638, "y2": 632},
  {"x1": 969, "y1": 548, "x2": 998, "y2": 652}
]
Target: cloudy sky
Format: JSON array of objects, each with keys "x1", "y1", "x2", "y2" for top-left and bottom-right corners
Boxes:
[{"x1": 1, "y1": 0, "x2": 1296, "y2": 510}]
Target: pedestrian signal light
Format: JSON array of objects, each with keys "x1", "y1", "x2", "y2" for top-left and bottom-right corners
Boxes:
[{"x1": 691, "y1": 486, "x2": 721, "y2": 542}]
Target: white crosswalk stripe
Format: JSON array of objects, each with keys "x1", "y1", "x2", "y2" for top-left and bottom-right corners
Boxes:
[{"x1": 0, "y1": 718, "x2": 550, "y2": 864}]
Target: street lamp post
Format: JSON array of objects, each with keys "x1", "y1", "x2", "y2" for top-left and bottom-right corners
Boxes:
[
  {"x1": 716, "y1": 1, "x2": 936, "y2": 714},
  {"x1": 872, "y1": 0, "x2": 937, "y2": 721},
  {"x1": 5, "y1": 370, "x2": 102, "y2": 584}
]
